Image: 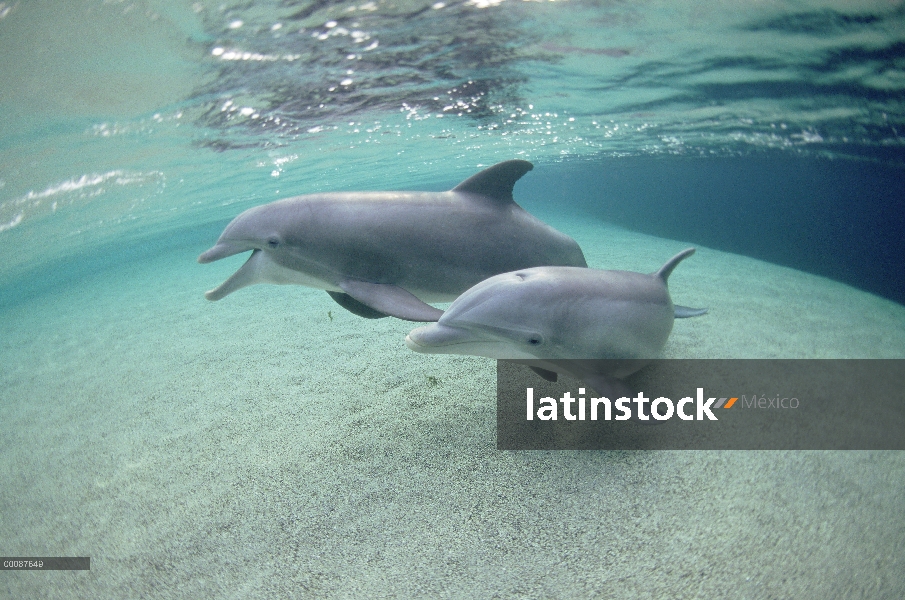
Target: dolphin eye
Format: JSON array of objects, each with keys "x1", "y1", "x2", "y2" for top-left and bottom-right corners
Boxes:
[
  {"x1": 524, "y1": 332, "x2": 544, "y2": 346},
  {"x1": 267, "y1": 237, "x2": 279, "y2": 248}
]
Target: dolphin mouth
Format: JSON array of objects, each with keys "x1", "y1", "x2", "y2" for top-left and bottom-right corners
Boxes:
[
  {"x1": 405, "y1": 324, "x2": 479, "y2": 353},
  {"x1": 405, "y1": 324, "x2": 534, "y2": 360},
  {"x1": 202, "y1": 249, "x2": 265, "y2": 301},
  {"x1": 197, "y1": 241, "x2": 255, "y2": 263}
]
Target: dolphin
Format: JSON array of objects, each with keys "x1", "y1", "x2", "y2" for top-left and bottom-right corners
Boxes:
[
  {"x1": 198, "y1": 160, "x2": 587, "y2": 321},
  {"x1": 404, "y1": 248, "x2": 707, "y2": 393}
]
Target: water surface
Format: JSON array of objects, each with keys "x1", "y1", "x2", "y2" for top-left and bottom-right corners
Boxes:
[{"x1": 1, "y1": 1, "x2": 904, "y2": 597}]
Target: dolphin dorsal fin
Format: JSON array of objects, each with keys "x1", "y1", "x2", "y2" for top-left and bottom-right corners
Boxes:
[
  {"x1": 451, "y1": 160, "x2": 533, "y2": 203},
  {"x1": 655, "y1": 247, "x2": 696, "y2": 282}
]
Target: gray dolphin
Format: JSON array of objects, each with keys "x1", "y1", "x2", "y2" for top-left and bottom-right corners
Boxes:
[
  {"x1": 198, "y1": 160, "x2": 587, "y2": 321},
  {"x1": 405, "y1": 248, "x2": 707, "y2": 392}
]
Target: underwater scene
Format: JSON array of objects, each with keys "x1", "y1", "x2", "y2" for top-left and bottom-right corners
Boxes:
[{"x1": 1, "y1": 0, "x2": 904, "y2": 597}]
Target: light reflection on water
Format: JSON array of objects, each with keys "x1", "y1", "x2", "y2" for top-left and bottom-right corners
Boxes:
[
  {"x1": 188, "y1": 0, "x2": 904, "y2": 155},
  {"x1": 0, "y1": 0, "x2": 903, "y2": 279}
]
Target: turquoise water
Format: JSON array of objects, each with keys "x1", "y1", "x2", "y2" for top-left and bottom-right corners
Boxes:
[
  {"x1": 2, "y1": 0, "x2": 904, "y2": 284},
  {"x1": 2, "y1": 1, "x2": 905, "y2": 597}
]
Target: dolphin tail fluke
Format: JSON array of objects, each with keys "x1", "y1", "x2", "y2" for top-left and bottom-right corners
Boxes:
[{"x1": 674, "y1": 305, "x2": 708, "y2": 318}]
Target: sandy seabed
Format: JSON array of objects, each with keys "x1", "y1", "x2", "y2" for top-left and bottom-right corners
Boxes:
[{"x1": 2, "y1": 217, "x2": 904, "y2": 598}]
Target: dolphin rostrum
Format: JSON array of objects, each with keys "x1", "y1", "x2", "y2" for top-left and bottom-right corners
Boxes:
[
  {"x1": 404, "y1": 248, "x2": 707, "y2": 393},
  {"x1": 198, "y1": 160, "x2": 587, "y2": 321}
]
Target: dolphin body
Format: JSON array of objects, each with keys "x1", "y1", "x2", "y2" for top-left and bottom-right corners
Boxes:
[
  {"x1": 405, "y1": 248, "x2": 707, "y2": 394},
  {"x1": 198, "y1": 160, "x2": 587, "y2": 321}
]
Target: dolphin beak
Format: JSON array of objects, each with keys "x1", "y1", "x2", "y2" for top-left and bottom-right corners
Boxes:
[
  {"x1": 203, "y1": 249, "x2": 266, "y2": 301},
  {"x1": 405, "y1": 324, "x2": 477, "y2": 353},
  {"x1": 197, "y1": 241, "x2": 253, "y2": 264}
]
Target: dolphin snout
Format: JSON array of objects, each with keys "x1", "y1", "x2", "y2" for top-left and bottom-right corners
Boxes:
[
  {"x1": 198, "y1": 241, "x2": 253, "y2": 263},
  {"x1": 405, "y1": 324, "x2": 476, "y2": 353}
]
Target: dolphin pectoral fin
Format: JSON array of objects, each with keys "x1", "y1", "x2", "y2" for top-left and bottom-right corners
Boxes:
[
  {"x1": 338, "y1": 280, "x2": 445, "y2": 322},
  {"x1": 582, "y1": 373, "x2": 635, "y2": 400},
  {"x1": 674, "y1": 305, "x2": 708, "y2": 318},
  {"x1": 204, "y1": 249, "x2": 263, "y2": 301},
  {"x1": 326, "y1": 292, "x2": 390, "y2": 319},
  {"x1": 529, "y1": 366, "x2": 559, "y2": 382}
]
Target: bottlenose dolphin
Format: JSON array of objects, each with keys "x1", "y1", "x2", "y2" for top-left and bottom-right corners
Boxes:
[
  {"x1": 405, "y1": 248, "x2": 707, "y2": 393},
  {"x1": 198, "y1": 160, "x2": 587, "y2": 321}
]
